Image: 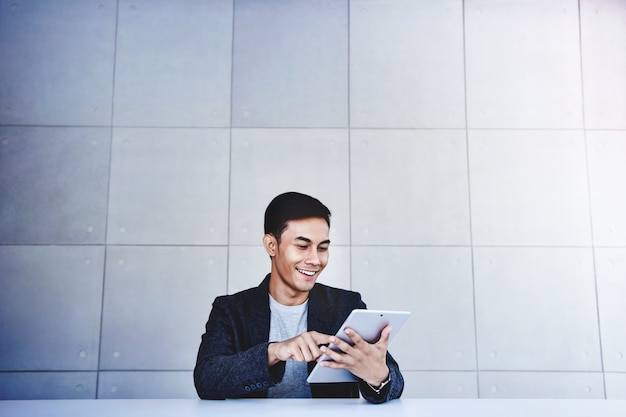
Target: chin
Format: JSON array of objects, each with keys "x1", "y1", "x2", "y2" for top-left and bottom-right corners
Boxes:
[{"x1": 295, "y1": 277, "x2": 317, "y2": 291}]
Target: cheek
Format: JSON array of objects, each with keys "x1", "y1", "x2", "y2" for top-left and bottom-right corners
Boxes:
[{"x1": 278, "y1": 248, "x2": 300, "y2": 266}]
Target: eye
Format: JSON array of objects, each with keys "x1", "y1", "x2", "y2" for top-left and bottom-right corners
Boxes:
[{"x1": 318, "y1": 246, "x2": 329, "y2": 252}]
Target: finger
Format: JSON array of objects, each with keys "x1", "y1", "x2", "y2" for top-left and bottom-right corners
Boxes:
[
  {"x1": 343, "y1": 327, "x2": 365, "y2": 346},
  {"x1": 302, "y1": 342, "x2": 321, "y2": 362},
  {"x1": 290, "y1": 344, "x2": 304, "y2": 362},
  {"x1": 299, "y1": 333, "x2": 324, "y2": 362},
  {"x1": 328, "y1": 335, "x2": 354, "y2": 354},
  {"x1": 318, "y1": 353, "x2": 349, "y2": 369},
  {"x1": 376, "y1": 325, "x2": 393, "y2": 347},
  {"x1": 319, "y1": 345, "x2": 349, "y2": 366},
  {"x1": 295, "y1": 334, "x2": 316, "y2": 362},
  {"x1": 310, "y1": 331, "x2": 334, "y2": 346}
]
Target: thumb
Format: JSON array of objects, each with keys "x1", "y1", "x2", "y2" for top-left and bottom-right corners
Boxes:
[{"x1": 377, "y1": 325, "x2": 393, "y2": 346}]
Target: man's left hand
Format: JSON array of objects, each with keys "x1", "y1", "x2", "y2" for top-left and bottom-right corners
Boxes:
[{"x1": 318, "y1": 325, "x2": 392, "y2": 387}]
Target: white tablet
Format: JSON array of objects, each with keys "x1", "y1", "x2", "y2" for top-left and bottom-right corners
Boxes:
[{"x1": 306, "y1": 309, "x2": 411, "y2": 384}]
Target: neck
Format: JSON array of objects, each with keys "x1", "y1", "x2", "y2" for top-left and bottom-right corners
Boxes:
[{"x1": 268, "y1": 277, "x2": 309, "y2": 306}]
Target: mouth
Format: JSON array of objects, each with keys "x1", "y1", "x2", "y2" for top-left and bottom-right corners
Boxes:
[{"x1": 296, "y1": 267, "x2": 318, "y2": 277}]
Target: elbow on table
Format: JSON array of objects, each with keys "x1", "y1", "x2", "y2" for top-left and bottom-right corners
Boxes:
[{"x1": 193, "y1": 366, "x2": 225, "y2": 400}]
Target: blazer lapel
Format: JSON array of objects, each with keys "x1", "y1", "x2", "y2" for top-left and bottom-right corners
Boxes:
[{"x1": 307, "y1": 283, "x2": 338, "y2": 335}]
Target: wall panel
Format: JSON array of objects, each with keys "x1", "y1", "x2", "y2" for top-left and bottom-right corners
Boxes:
[{"x1": 1, "y1": 0, "x2": 625, "y2": 400}]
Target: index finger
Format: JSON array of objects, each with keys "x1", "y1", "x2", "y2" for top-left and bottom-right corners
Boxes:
[
  {"x1": 342, "y1": 327, "x2": 364, "y2": 346},
  {"x1": 309, "y1": 331, "x2": 333, "y2": 346}
]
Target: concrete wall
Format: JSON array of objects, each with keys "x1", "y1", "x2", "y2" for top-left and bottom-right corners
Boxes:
[{"x1": 1, "y1": 0, "x2": 625, "y2": 399}]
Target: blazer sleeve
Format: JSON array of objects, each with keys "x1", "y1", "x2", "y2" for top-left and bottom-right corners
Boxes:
[
  {"x1": 193, "y1": 296, "x2": 278, "y2": 399},
  {"x1": 357, "y1": 352, "x2": 404, "y2": 403}
]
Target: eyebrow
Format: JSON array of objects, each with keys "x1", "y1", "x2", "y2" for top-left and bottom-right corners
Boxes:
[{"x1": 295, "y1": 236, "x2": 331, "y2": 245}]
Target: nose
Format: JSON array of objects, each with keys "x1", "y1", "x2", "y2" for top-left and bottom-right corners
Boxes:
[{"x1": 306, "y1": 248, "x2": 321, "y2": 266}]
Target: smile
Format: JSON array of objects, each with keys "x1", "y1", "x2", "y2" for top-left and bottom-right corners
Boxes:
[{"x1": 296, "y1": 268, "x2": 317, "y2": 277}]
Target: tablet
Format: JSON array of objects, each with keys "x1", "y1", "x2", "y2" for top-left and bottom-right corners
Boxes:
[{"x1": 306, "y1": 309, "x2": 410, "y2": 384}]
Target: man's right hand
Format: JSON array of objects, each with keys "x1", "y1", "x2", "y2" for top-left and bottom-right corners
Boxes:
[{"x1": 267, "y1": 331, "x2": 332, "y2": 366}]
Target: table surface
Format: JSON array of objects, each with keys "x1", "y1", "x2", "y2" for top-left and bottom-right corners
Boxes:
[{"x1": 1, "y1": 398, "x2": 626, "y2": 417}]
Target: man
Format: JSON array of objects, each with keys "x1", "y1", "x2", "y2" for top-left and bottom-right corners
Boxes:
[{"x1": 194, "y1": 192, "x2": 404, "y2": 403}]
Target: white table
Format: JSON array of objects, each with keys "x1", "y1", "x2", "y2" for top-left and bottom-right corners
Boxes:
[{"x1": 1, "y1": 398, "x2": 626, "y2": 417}]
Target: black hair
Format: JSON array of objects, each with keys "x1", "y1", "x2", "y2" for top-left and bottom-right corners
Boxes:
[{"x1": 264, "y1": 192, "x2": 331, "y2": 242}]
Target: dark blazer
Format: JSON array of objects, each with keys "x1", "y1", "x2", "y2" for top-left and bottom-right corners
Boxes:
[{"x1": 194, "y1": 275, "x2": 404, "y2": 403}]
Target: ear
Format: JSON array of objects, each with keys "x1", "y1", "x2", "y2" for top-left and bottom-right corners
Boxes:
[{"x1": 263, "y1": 234, "x2": 277, "y2": 257}]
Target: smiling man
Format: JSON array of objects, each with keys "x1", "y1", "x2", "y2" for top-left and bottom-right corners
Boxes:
[{"x1": 194, "y1": 192, "x2": 404, "y2": 403}]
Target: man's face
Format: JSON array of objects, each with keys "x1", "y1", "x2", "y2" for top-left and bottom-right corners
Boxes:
[{"x1": 266, "y1": 217, "x2": 330, "y2": 304}]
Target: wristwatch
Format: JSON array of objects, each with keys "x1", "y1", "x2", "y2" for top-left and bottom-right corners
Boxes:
[{"x1": 367, "y1": 374, "x2": 391, "y2": 395}]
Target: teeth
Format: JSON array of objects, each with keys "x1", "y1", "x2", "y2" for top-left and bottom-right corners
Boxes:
[{"x1": 297, "y1": 268, "x2": 316, "y2": 276}]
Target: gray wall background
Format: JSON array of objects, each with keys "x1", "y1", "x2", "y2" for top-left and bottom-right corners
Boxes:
[{"x1": 1, "y1": 0, "x2": 625, "y2": 400}]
